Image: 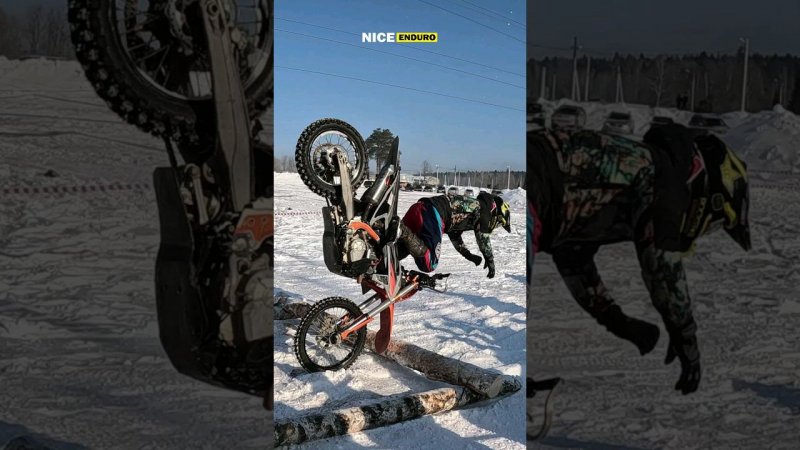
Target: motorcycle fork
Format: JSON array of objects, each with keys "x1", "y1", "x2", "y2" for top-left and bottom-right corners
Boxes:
[
  {"x1": 339, "y1": 282, "x2": 419, "y2": 340},
  {"x1": 200, "y1": 0, "x2": 252, "y2": 211}
]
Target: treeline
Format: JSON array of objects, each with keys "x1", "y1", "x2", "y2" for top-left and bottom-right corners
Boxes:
[
  {"x1": 528, "y1": 53, "x2": 800, "y2": 114},
  {"x1": 0, "y1": 4, "x2": 73, "y2": 58},
  {"x1": 275, "y1": 156, "x2": 298, "y2": 173},
  {"x1": 273, "y1": 157, "x2": 526, "y2": 189}
]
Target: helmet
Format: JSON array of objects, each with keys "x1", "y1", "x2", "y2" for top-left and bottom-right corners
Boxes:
[
  {"x1": 492, "y1": 195, "x2": 512, "y2": 233},
  {"x1": 692, "y1": 135, "x2": 751, "y2": 251}
]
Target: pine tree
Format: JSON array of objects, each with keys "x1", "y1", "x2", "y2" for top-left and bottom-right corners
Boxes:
[{"x1": 788, "y1": 74, "x2": 800, "y2": 114}]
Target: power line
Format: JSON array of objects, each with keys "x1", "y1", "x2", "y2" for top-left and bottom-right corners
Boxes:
[
  {"x1": 414, "y1": 0, "x2": 525, "y2": 44},
  {"x1": 275, "y1": 17, "x2": 524, "y2": 78},
  {"x1": 276, "y1": 28, "x2": 523, "y2": 89},
  {"x1": 449, "y1": 0, "x2": 526, "y2": 29},
  {"x1": 276, "y1": 65, "x2": 524, "y2": 112}
]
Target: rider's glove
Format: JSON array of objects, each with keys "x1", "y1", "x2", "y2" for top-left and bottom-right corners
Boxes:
[
  {"x1": 467, "y1": 253, "x2": 482, "y2": 266},
  {"x1": 484, "y1": 259, "x2": 495, "y2": 278},
  {"x1": 664, "y1": 318, "x2": 701, "y2": 395}
]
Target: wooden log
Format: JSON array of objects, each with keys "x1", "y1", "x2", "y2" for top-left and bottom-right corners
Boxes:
[
  {"x1": 275, "y1": 387, "x2": 462, "y2": 446},
  {"x1": 362, "y1": 331, "x2": 510, "y2": 398},
  {"x1": 274, "y1": 379, "x2": 521, "y2": 446}
]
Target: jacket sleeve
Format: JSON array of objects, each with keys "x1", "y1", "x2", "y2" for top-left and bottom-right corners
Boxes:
[
  {"x1": 631, "y1": 161, "x2": 694, "y2": 331},
  {"x1": 635, "y1": 233, "x2": 694, "y2": 330},
  {"x1": 448, "y1": 231, "x2": 475, "y2": 260},
  {"x1": 474, "y1": 229, "x2": 494, "y2": 263}
]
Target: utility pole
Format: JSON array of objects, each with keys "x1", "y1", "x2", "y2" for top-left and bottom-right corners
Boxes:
[
  {"x1": 615, "y1": 65, "x2": 624, "y2": 103},
  {"x1": 506, "y1": 166, "x2": 511, "y2": 190},
  {"x1": 571, "y1": 36, "x2": 579, "y2": 100},
  {"x1": 551, "y1": 73, "x2": 557, "y2": 100},
  {"x1": 540, "y1": 66, "x2": 547, "y2": 99},
  {"x1": 584, "y1": 54, "x2": 591, "y2": 102},
  {"x1": 690, "y1": 71, "x2": 696, "y2": 112},
  {"x1": 740, "y1": 37, "x2": 750, "y2": 112},
  {"x1": 435, "y1": 164, "x2": 439, "y2": 183}
]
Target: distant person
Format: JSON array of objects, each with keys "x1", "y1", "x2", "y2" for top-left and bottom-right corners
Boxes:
[
  {"x1": 528, "y1": 125, "x2": 751, "y2": 394},
  {"x1": 398, "y1": 192, "x2": 511, "y2": 278}
]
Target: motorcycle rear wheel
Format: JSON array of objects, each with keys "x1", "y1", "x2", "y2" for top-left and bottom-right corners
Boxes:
[
  {"x1": 295, "y1": 118, "x2": 368, "y2": 200},
  {"x1": 68, "y1": 0, "x2": 273, "y2": 158}
]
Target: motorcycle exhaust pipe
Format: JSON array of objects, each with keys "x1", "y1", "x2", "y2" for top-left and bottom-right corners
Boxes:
[{"x1": 360, "y1": 164, "x2": 395, "y2": 219}]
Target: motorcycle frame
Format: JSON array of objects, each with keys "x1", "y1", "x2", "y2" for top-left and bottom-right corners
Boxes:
[
  {"x1": 338, "y1": 274, "x2": 420, "y2": 340},
  {"x1": 321, "y1": 137, "x2": 412, "y2": 347}
]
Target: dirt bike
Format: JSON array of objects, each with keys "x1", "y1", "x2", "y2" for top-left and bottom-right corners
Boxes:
[
  {"x1": 291, "y1": 119, "x2": 450, "y2": 372},
  {"x1": 68, "y1": 0, "x2": 273, "y2": 405}
]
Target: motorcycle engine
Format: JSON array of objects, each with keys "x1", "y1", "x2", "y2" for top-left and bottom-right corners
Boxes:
[{"x1": 345, "y1": 230, "x2": 369, "y2": 264}]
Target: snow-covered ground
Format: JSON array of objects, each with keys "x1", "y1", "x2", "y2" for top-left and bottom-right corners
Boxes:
[
  {"x1": 530, "y1": 100, "x2": 800, "y2": 449},
  {"x1": 0, "y1": 58, "x2": 268, "y2": 448},
  {"x1": 274, "y1": 172, "x2": 526, "y2": 449}
]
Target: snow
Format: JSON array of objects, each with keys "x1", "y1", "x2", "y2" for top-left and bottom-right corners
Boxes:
[
  {"x1": 529, "y1": 100, "x2": 800, "y2": 449},
  {"x1": 274, "y1": 173, "x2": 527, "y2": 449},
  {"x1": 1, "y1": 59, "x2": 268, "y2": 448}
]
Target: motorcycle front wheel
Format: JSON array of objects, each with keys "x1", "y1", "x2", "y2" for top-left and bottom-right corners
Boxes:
[{"x1": 294, "y1": 296, "x2": 367, "y2": 372}]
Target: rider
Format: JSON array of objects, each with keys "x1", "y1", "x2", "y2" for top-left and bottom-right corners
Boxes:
[
  {"x1": 398, "y1": 192, "x2": 511, "y2": 278},
  {"x1": 528, "y1": 124, "x2": 751, "y2": 395}
]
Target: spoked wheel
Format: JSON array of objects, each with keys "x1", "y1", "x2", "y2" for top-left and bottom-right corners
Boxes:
[
  {"x1": 294, "y1": 297, "x2": 367, "y2": 372},
  {"x1": 69, "y1": 0, "x2": 273, "y2": 152},
  {"x1": 295, "y1": 119, "x2": 368, "y2": 199}
]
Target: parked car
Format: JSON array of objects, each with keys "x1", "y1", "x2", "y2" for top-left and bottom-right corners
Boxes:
[
  {"x1": 491, "y1": 189, "x2": 504, "y2": 195},
  {"x1": 689, "y1": 114, "x2": 729, "y2": 134},
  {"x1": 527, "y1": 101, "x2": 546, "y2": 128},
  {"x1": 447, "y1": 186, "x2": 458, "y2": 196},
  {"x1": 464, "y1": 188, "x2": 475, "y2": 198},
  {"x1": 649, "y1": 116, "x2": 675, "y2": 130},
  {"x1": 436, "y1": 185, "x2": 446, "y2": 193},
  {"x1": 602, "y1": 111, "x2": 635, "y2": 135},
  {"x1": 551, "y1": 105, "x2": 586, "y2": 130}
]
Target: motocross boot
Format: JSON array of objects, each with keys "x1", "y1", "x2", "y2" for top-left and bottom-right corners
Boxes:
[{"x1": 398, "y1": 222, "x2": 427, "y2": 258}]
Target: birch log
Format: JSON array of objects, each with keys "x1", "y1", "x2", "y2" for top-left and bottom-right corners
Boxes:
[
  {"x1": 362, "y1": 332, "x2": 508, "y2": 398},
  {"x1": 275, "y1": 387, "x2": 461, "y2": 446}
]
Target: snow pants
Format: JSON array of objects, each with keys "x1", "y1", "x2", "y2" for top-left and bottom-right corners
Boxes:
[{"x1": 401, "y1": 202, "x2": 444, "y2": 272}]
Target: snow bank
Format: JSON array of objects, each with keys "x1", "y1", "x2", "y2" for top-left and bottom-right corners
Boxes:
[
  {"x1": 722, "y1": 106, "x2": 800, "y2": 174},
  {"x1": 501, "y1": 187, "x2": 527, "y2": 210}
]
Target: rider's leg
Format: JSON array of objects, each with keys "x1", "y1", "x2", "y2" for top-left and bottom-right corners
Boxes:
[
  {"x1": 400, "y1": 202, "x2": 442, "y2": 272},
  {"x1": 400, "y1": 203, "x2": 428, "y2": 260}
]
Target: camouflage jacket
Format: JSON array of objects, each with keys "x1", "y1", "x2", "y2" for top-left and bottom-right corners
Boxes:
[
  {"x1": 530, "y1": 128, "x2": 694, "y2": 331},
  {"x1": 421, "y1": 194, "x2": 496, "y2": 264}
]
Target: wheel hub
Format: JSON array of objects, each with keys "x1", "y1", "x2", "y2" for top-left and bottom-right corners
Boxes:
[{"x1": 313, "y1": 316, "x2": 343, "y2": 348}]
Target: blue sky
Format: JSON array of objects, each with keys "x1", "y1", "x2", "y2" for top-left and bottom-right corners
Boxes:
[
  {"x1": 275, "y1": 0, "x2": 526, "y2": 172},
  {"x1": 528, "y1": 0, "x2": 800, "y2": 59}
]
